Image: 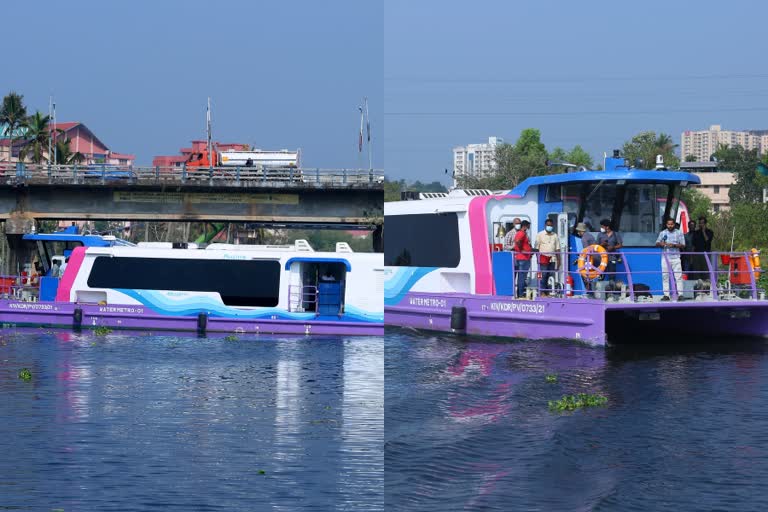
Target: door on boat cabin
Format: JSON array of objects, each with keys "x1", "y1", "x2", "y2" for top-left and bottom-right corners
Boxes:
[{"x1": 287, "y1": 260, "x2": 348, "y2": 315}]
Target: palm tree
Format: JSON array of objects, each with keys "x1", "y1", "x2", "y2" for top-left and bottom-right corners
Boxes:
[
  {"x1": 19, "y1": 111, "x2": 51, "y2": 163},
  {"x1": 655, "y1": 133, "x2": 678, "y2": 155},
  {"x1": 0, "y1": 92, "x2": 28, "y2": 163},
  {"x1": 54, "y1": 137, "x2": 84, "y2": 165}
]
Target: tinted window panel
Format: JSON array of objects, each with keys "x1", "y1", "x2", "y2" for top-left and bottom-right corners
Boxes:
[
  {"x1": 87, "y1": 257, "x2": 281, "y2": 307},
  {"x1": 385, "y1": 213, "x2": 461, "y2": 267}
]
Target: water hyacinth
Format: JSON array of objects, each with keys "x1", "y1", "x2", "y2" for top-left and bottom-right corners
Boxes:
[
  {"x1": 549, "y1": 393, "x2": 607, "y2": 412},
  {"x1": 18, "y1": 368, "x2": 32, "y2": 381},
  {"x1": 545, "y1": 373, "x2": 558, "y2": 383}
]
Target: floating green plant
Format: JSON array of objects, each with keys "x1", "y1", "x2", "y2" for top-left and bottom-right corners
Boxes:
[
  {"x1": 549, "y1": 393, "x2": 607, "y2": 412},
  {"x1": 545, "y1": 373, "x2": 558, "y2": 383},
  {"x1": 258, "y1": 470, "x2": 266, "y2": 475},
  {"x1": 93, "y1": 326, "x2": 113, "y2": 336},
  {"x1": 18, "y1": 368, "x2": 32, "y2": 381},
  {"x1": 224, "y1": 335, "x2": 238, "y2": 342}
]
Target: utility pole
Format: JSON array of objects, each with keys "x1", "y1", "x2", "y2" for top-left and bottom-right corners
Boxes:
[
  {"x1": 52, "y1": 100, "x2": 57, "y2": 165},
  {"x1": 48, "y1": 96, "x2": 52, "y2": 166},
  {"x1": 207, "y1": 97, "x2": 213, "y2": 172},
  {"x1": 365, "y1": 97, "x2": 372, "y2": 171}
]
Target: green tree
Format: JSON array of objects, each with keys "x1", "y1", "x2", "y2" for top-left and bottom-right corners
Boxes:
[
  {"x1": 54, "y1": 137, "x2": 85, "y2": 165},
  {"x1": 685, "y1": 154, "x2": 698, "y2": 162},
  {"x1": 384, "y1": 178, "x2": 405, "y2": 202},
  {"x1": 0, "y1": 92, "x2": 28, "y2": 163},
  {"x1": 548, "y1": 145, "x2": 593, "y2": 169},
  {"x1": 409, "y1": 180, "x2": 447, "y2": 193},
  {"x1": 19, "y1": 111, "x2": 52, "y2": 163},
  {"x1": 622, "y1": 131, "x2": 680, "y2": 169},
  {"x1": 714, "y1": 144, "x2": 767, "y2": 204},
  {"x1": 460, "y1": 128, "x2": 550, "y2": 189},
  {"x1": 566, "y1": 145, "x2": 593, "y2": 168},
  {"x1": 680, "y1": 187, "x2": 712, "y2": 220},
  {"x1": 548, "y1": 147, "x2": 568, "y2": 163}
]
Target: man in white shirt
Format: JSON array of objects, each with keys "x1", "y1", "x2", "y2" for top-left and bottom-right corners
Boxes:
[
  {"x1": 534, "y1": 219, "x2": 561, "y2": 296},
  {"x1": 655, "y1": 217, "x2": 685, "y2": 301}
]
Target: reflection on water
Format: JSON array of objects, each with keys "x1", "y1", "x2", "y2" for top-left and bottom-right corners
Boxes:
[
  {"x1": 0, "y1": 332, "x2": 383, "y2": 511},
  {"x1": 386, "y1": 328, "x2": 768, "y2": 511}
]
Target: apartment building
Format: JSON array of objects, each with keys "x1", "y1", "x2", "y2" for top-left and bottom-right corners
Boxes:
[
  {"x1": 452, "y1": 136, "x2": 504, "y2": 187},
  {"x1": 681, "y1": 125, "x2": 767, "y2": 161}
]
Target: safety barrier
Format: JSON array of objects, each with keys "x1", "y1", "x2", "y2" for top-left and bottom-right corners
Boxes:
[
  {"x1": 498, "y1": 249, "x2": 764, "y2": 302},
  {"x1": 0, "y1": 163, "x2": 384, "y2": 188}
]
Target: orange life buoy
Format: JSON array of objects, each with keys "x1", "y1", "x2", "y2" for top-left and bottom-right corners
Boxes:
[
  {"x1": 751, "y1": 248, "x2": 761, "y2": 279},
  {"x1": 577, "y1": 244, "x2": 609, "y2": 281}
]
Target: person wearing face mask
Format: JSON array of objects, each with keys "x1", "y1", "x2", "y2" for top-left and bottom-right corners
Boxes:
[
  {"x1": 503, "y1": 217, "x2": 522, "y2": 252},
  {"x1": 655, "y1": 217, "x2": 685, "y2": 301},
  {"x1": 596, "y1": 219, "x2": 623, "y2": 280},
  {"x1": 534, "y1": 218, "x2": 561, "y2": 297},
  {"x1": 513, "y1": 220, "x2": 533, "y2": 298}
]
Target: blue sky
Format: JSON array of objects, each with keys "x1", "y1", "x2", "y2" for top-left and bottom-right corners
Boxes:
[
  {"x1": 385, "y1": 0, "x2": 768, "y2": 184},
  {"x1": 3, "y1": 0, "x2": 381, "y2": 167}
]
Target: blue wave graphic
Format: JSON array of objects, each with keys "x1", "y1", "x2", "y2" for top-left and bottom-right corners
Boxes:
[
  {"x1": 113, "y1": 289, "x2": 381, "y2": 323},
  {"x1": 384, "y1": 268, "x2": 437, "y2": 306}
]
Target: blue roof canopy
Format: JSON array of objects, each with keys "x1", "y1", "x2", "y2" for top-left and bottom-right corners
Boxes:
[{"x1": 509, "y1": 170, "x2": 701, "y2": 197}]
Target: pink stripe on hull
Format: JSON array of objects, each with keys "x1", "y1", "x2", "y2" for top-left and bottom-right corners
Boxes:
[
  {"x1": 468, "y1": 196, "x2": 499, "y2": 295},
  {"x1": 55, "y1": 246, "x2": 86, "y2": 302}
]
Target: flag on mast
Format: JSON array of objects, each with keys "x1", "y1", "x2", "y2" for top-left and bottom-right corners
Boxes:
[
  {"x1": 358, "y1": 105, "x2": 364, "y2": 153},
  {"x1": 365, "y1": 97, "x2": 370, "y2": 142}
]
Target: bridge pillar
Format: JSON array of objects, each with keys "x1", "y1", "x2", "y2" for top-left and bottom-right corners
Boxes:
[{"x1": 3, "y1": 214, "x2": 37, "y2": 277}]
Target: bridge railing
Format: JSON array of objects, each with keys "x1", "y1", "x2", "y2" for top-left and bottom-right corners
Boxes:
[{"x1": 0, "y1": 163, "x2": 385, "y2": 188}]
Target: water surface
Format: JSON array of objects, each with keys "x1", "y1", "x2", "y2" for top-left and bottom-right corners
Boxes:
[
  {"x1": 386, "y1": 328, "x2": 768, "y2": 511},
  {"x1": 0, "y1": 330, "x2": 383, "y2": 511}
]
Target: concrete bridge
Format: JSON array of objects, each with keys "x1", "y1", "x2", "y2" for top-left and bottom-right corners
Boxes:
[{"x1": 0, "y1": 164, "x2": 383, "y2": 226}]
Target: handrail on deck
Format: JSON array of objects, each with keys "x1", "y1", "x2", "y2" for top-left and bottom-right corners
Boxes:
[{"x1": 498, "y1": 249, "x2": 763, "y2": 302}]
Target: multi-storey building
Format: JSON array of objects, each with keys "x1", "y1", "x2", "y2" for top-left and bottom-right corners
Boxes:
[
  {"x1": 0, "y1": 121, "x2": 135, "y2": 165},
  {"x1": 679, "y1": 161, "x2": 734, "y2": 212},
  {"x1": 452, "y1": 136, "x2": 504, "y2": 187},
  {"x1": 681, "y1": 125, "x2": 765, "y2": 161}
]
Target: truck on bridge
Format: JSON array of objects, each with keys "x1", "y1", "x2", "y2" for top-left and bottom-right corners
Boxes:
[{"x1": 186, "y1": 148, "x2": 300, "y2": 169}]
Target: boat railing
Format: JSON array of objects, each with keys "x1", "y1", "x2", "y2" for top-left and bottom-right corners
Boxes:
[
  {"x1": 502, "y1": 249, "x2": 764, "y2": 302},
  {"x1": 288, "y1": 284, "x2": 318, "y2": 312},
  {"x1": 0, "y1": 274, "x2": 41, "y2": 301}
]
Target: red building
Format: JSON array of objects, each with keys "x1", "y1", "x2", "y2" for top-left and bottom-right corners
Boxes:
[
  {"x1": 51, "y1": 122, "x2": 135, "y2": 166},
  {"x1": 153, "y1": 140, "x2": 249, "y2": 168}
]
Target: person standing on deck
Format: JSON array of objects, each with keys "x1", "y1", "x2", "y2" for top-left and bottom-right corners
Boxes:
[
  {"x1": 692, "y1": 216, "x2": 715, "y2": 278},
  {"x1": 683, "y1": 220, "x2": 696, "y2": 273},
  {"x1": 534, "y1": 219, "x2": 560, "y2": 297},
  {"x1": 503, "y1": 218, "x2": 522, "y2": 252},
  {"x1": 575, "y1": 222, "x2": 595, "y2": 247},
  {"x1": 575, "y1": 222, "x2": 596, "y2": 293},
  {"x1": 656, "y1": 217, "x2": 685, "y2": 301},
  {"x1": 513, "y1": 220, "x2": 533, "y2": 298},
  {"x1": 596, "y1": 219, "x2": 623, "y2": 281}
]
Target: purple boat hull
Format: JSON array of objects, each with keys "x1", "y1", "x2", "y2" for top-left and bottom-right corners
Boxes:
[
  {"x1": 386, "y1": 292, "x2": 768, "y2": 345},
  {"x1": 0, "y1": 300, "x2": 382, "y2": 336}
]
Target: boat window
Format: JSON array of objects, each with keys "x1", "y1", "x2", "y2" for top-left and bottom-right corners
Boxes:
[
  {"x1": 618, "y1": 184, "x2": 671, "y2": 246},
  {"x1": 87, "y1": 257, "x2": 281, "y2": 307},
  {"x1": 545, "y1": 185, "x2": 561, "y2": 202},
  {"x1": 385, "y1": 213, "x2": 461, "y2": 268},
  {"x1": 581, "y1": 183, "x2": 617, "y2": 232},
  {"x1": 562, "y1": 184, "x2": 581, "y2": 231}
]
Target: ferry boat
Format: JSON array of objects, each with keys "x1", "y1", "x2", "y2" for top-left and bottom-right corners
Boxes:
[
  {"x1": 385, "y1": 154, "x2": 768, "y2": 345},
  {"x1": 0, "y1": 227, "x2": 383, "y2": 335}
]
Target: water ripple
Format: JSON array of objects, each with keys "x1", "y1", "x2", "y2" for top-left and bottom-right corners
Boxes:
[
  {"x1": 386, "y1": 329, "x2": 768, "y2": 511},
  {"x1": 0, "y1": 331, "x2": 383, "y2": 511}
]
